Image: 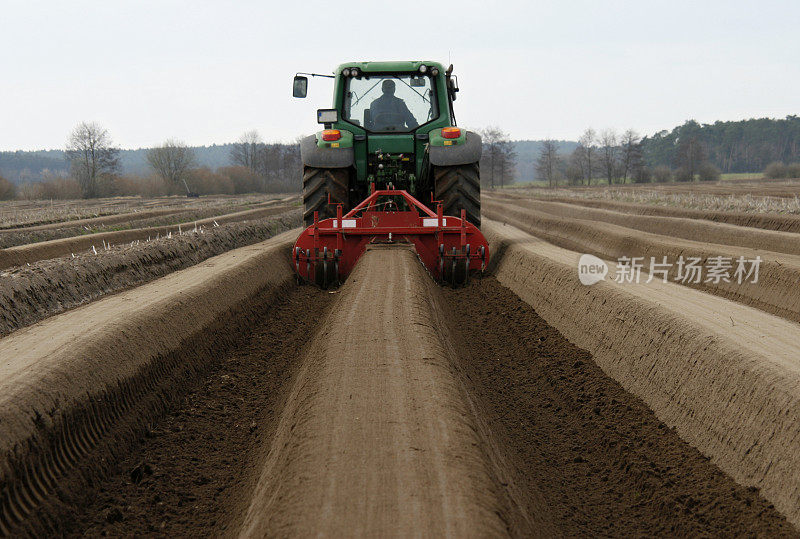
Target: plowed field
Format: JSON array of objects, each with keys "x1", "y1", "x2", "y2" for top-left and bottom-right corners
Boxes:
[{"x1": 2, "y1": 188, "x2": 800, "y2": 536}]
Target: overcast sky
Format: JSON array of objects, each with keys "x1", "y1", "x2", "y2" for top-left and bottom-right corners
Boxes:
[{"x1": 1, "y1": 0, "x2": 798, "y2": 151}]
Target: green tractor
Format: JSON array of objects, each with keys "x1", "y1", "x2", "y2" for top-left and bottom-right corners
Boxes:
[{"x1": 293, "y1": 61, "x2": 482, "y2": 228}]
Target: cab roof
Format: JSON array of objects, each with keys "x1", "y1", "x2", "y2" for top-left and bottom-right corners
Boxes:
[{"x1": 334, "y1": 60, "x2": 446, "y2": 74}]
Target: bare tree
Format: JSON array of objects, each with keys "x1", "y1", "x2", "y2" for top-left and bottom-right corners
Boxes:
[
  {"x1": 536, "y1": 140, "x2": 561, "y2": 187},
  {"x1": 498, "y1": 138, "x2": 517, "y2": 188},
  {"x1": 480, "y1": 127, "x2": 515, "y2": 188},
  {"x1": 66, "y1": 122, "x2": 119, "y2": 198},
  {"x1": 258, "y1": 141, "x2": 304, "y2": 193},
  {"x1": 230, "y1": 130, "x2": 263, "y2": 174},
  {"x1": 578, "y1": 128, "x2": 597, "y2": 185},
  {"x1": 620, "y1": 129, "x2": 642, "y2": 182},
  {"x1": 480, "y1": 127, "x2": 502, "y2": 189},
  {"x1": 147, "y1": 139, "x2": 198, "y2": 194},
  {"x1": 599, "y1": 129, "x2": 619, "y2": 185},
  {"x1": 566, "y1": 148, "x2": 585, "y2": 185}
]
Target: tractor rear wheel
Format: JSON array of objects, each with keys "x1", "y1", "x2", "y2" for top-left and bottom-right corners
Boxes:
[
  {"x1": 433, "y1": 163, "x2": 481, "y2": 227},
  {"x1": 302, "y1": 167, "x2": 350, "y2": 227}
]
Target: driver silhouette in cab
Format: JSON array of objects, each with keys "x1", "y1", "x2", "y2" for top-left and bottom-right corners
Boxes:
[{"x1": 368, "y1": 80, "x2": 419, "y2": 131}]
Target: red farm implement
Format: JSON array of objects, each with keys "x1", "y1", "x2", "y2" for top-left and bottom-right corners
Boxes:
[{"x1": 292, "y1": 189, "x2": 490, "y2": 288}]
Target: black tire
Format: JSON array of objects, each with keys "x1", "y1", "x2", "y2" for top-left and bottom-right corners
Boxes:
[
  {"x1": 433, "y1": 163, "x2": 481, "y2": 227},
  {"x1": 302, "y1": 167, "x2": 350, "y2": 227}
]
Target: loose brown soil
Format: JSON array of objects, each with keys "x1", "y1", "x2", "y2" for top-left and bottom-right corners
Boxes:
[
  {"x1": 441, "y1": 277, "x2": 794, "y2": 536},
  {"x1": 59, "y1": 285, "x2": 331, "y2": 537},
  {"x1": 237, "y1": 246, "x2": 520, "y2": 536},
  {"x1": 0, "y1": 231, "x2": 298, "y2": 536}
]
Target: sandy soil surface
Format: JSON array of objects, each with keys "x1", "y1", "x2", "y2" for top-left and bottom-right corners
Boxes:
[
  {"x1": 510, "y1": 179, "x2": 800, "y2": 198},
  {"x1": 0, "y1": 208, "x2": 179, "y2": 233},
  {"x1": 236, "y1": 245, "x2": 517, "y2": 537},
  {"x1": 0, "y1": 195, "x2": 299, "y2": 249},
  {"x1": 4, "y1": 189, "x2": 800, "y2": 536},
  {"x1": 60, "y1": 285, "x2": 333, "y2": 537},
  {"x1": 0, "y1": 193, "x2": 286, "y2": 229},
  {"x1": 442, "y1": 278, "x2": 793, "y2": 536}
]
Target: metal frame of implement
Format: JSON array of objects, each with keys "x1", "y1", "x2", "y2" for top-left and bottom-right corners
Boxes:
[{"x1": 293, "y1": 189, "x2": 489, "y2": 287}]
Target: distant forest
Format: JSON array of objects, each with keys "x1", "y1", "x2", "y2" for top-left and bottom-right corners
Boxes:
[
  {"x1": 0, "y1": 145, "x2": 235, "y2": 184},
  {"x1": 641, "y1": 116, "x2": 800, "y2": 173},
  {"x1": 1, "y1": 116, "x2": 798, "y2": 184}
]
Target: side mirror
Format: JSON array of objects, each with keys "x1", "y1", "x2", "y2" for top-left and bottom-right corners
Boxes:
[
  {"x1": 448, "y1": 77, "x2": 459, "y2": 101},
  {"x1": 293, "y1": 76, "x2": 308, "y2": 98}
]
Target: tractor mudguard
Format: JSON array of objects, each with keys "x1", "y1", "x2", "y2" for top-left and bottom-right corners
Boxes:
[
  {"x1": 300, "y1": 134, "x2": 354, "y2": 169},
  {"x1": 428, "y1": 130, "x2": 482, "y2": 167}
]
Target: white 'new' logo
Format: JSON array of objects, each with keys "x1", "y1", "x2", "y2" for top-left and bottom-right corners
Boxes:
[{"x1": 578, "y1": 254, "x2": 608, "y2": 285}]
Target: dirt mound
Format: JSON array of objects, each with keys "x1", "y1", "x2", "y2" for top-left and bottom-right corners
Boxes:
[
  {"x1": 494, "y1": 196, "x2": 800, "y2": 256},
  {"x1": 0, "y1": 193, "x2": 291, "y2": 231},
  {"x1": 484, "y1": 199, "x2": 800, "y2": 324},
  {"x1": 0, "y1": 195, "x2": 295, "y2": 237},
  {"x1": 0, "y1": 230, "x2": 298, "y2": 535},
  {"x1": 0, "y1": 211, "x2": 299, "y2": 337},
  {"x1": 512, "y1": 194, "x2": 800, "y2": 233},
  {"x1": 236, "y1": 245, "x2": 536, "y2": 536},
  {"x1": 0, "y1": 208, "x2": 180, "y2": 234},
  {"x1": 484, "y1": 219, "x2": 800, "y2": 528},
  {"x1": 0, "y1": 203, "x2": 295, "y2": 265}
]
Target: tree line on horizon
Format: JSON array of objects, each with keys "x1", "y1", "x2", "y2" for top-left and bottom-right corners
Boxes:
[
  {"x1": 2, "y1": 115, "x2": 800, "y2": 199},
  {"x1": 645, "y1": 116, "x2": 800, "y2": 173},
  {"x1": 535, "y1": 127, "x2": 723, "y2": 186},
  {"x1": 532, "y1": 116, "x2": 800, "y2": 186},
  {"x1": 0, "y1": 123, "x2": 302, "y2": 200},
  {"x1": 0, "y1": 123, "x2": 521, "y2": 200}
]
